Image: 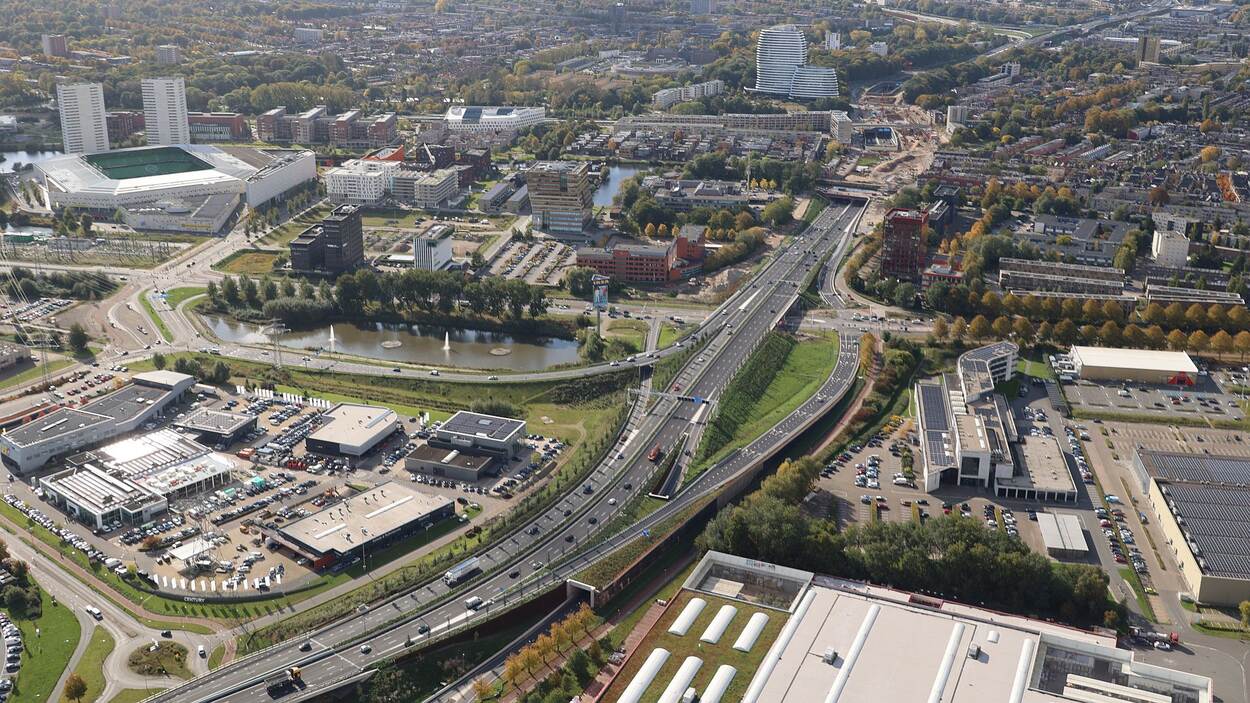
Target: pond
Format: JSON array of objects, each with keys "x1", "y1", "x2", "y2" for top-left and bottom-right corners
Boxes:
[
  {"x1": 200, "y1": 315, "x2": 584, "y2": 371},
  {"x1": 593, "y1": 165, "x2": 646, "y2": 207},
  {"x1": 0, "y1": 149, "x2": 66, "y2": 172}
]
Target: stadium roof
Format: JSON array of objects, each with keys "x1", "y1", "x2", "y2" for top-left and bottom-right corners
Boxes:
[
  {"x1": 38, "y1": 145, "x2": 265, "y2": 199},
  {"x1": 1070, "y1": 346, "x2": 1198, "y2": 374}
]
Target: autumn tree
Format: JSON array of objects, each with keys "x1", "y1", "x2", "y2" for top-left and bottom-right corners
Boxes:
[{"x1": 64, "y1": 673, "x2": 87, "y2": 703}]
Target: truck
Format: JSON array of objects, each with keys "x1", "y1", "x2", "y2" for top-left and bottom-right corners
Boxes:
[
  {"x1": 648, "y1": 444, "x2": 663, "y2": 462},
  {"x1": 1129, "y1": 626, "x2": 1179, "y2": 645},
  {"x1": 264, "y1": 667, "x2": 302, "y2": 695},
  {"x1": 444, "y1": 556, "x2": 481, "y2": 586}
]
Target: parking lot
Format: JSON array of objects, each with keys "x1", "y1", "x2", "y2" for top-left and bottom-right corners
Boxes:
[
  {"x1": 488, "y1": 238, "x2": 574, "y2": 286},
  {"x1": 1062, "y1": 376, "x2": 1245, "y2": 422}
]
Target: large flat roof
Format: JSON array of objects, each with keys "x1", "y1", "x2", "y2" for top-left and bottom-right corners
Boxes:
[
  {"x1": 3, "y1": 382, "x2": 173, "y2": 448},
  {"x1": 440, "y1": 411, "x2": 525, "y2": 442},
  {"x1": 997, "y1": 436, "x2": 1077, "y2": 494},
  {"x1": 41, "y1": 463, "x2": 160, "y2": 515},
  {"x1": 174, "y1": 408, "x2": 254, "y2": 436},
  {"x1": 1071, "y1": 346, "x2": 1198, "y2": 374},
  {"x1": 1037, "y1": 512, "x2": 1088, "y2": 554},
  {"x1": 670, "y1": 553, "x2": 1213, "y2": 703},
  {"x1": 279, "y1": 482, "x2": 452, "y2": 557},
  {"x1": 308, "y1": 403, "x2": 397, "y2": 446}
]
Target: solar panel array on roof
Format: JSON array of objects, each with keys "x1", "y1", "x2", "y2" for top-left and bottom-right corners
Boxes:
[
  {"x1": 918, "y1": 383, "x2": 949, "y2": 431},
  {"x1": 1165, "y1": 482, "x2": 1250, "y2": 578},
  {"x1": 1141, "y1": 450, "x2": 1250, "y2": 485}
]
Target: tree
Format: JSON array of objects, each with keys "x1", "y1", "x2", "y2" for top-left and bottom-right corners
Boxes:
[
  {"x1": 64, "y1": 672, "x2": 88, "y2": 702},
  {"x1": 79, "y1": 214, "x2": 93, "y2": 237},
  {"x1": 762, "y1": 196, "x2": 795, "y2": 226},
  {"x1": 1099, "y1": 321, "x2": 1121, "y2": 347},
  {"x1": 992, "y1": 316, "x2": 1012, "y2": 339},
  {"x1": 969, "y1": 315, "x2": 991, "y2": 340},
  {"x1": 1167, "y1": 329, "x2": 1189, "y2": 351},
  {"x1": 152, "y1": 352, "x2": 167, "y2": 370},
  {"x1": 951, "y1": 316, "x2": 967, "y2": 341},
  {"x1": 932, "y1": 317, "x2": 949, "y2": 340},
  {"x1": 1239, "y1": 600, "x2": 1250, "y2": 629},
  {"x1": 1236, "y1": 330, "x2": 1250, "y2": 360},
  {"x1": 1188, "y1": 330, "x2": 1210, "y2": 354},
  {"x1": 1012, "y1": 317, "x2": 1035, "y2": 344},
  {"x1": 68, "y1": 323, "x2": 89, "y2": 354},
  {"x1": 1212, "y1": 330, "x2": 1234, "y2": 357}
]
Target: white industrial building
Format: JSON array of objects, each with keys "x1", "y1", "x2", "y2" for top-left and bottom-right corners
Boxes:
[
  {"x1": 1069, "y1": 346, "x2": 1198, "y2": 384},
  {"x1": 1152, "y1": 227, "x2": 1190, "y2": 268},
  {"x1": 142, "y1": 77, "x2": 190, "y2": 146},
  {"x1": 753, "y1": 25, "x2": 839, "y2": 100},
  {"x1": 323, "y1": 158, "x2": 399, "y2": 204},
  {"x1": 56, "y1": 83, "x2": 110, "y2": 154},
  {"x1": 617, "y1": 552, "x2": 1215, "y2": 703},
  {"x1": 38, "y1": 428, "x2": 237, "y2": 529},
  {"x1": 444, "y1": 106, "x2": 547, "y2": 133},
  {"x1": 1036, "y1": 513, "x2": 1089, "y2": 559},
  {"x1": 0, "y1": 371, "x2": 196, "y2": 474},
  {"x1": 36, "y1": 145, "x2": 315, "y2": 231},
  {"x1": 305, "y1": 403, "x2": 400, "y2": 457}
]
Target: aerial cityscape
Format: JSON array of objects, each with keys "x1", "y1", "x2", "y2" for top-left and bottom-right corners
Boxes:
[{"x1": 0, "y1": 0, "x2": 1248, "y2": 702}]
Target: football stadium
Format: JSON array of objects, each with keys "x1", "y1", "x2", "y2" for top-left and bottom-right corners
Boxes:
[{"x1": 37, "y1": 144, "x2": 317, "y2": 233}]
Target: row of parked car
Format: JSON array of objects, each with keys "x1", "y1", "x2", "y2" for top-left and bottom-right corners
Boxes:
[
  {"x1": 2, "y1": 495, "x2": 121, "y2": 572},
  {"x1": 210, "y1": 473, "x2": 299, "y2": 526},
  {"x1": 119, "y1": 515, "x2": 188, "y2": 545},
  {"x1": 1, "y1": 610, "x2": 23, "y2": 693}
]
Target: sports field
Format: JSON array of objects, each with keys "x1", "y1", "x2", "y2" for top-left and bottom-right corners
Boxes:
[{"x1": 84, "y1": 147, "x2": 214, "y2": 180}]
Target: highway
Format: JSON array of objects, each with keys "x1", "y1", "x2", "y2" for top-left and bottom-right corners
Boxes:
[{"x1": 142, "y1": 201, "x2": 867, "y2": 703}]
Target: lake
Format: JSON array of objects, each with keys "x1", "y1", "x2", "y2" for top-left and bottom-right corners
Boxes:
[
  {"x1": 593, "y1": 165, "x2": 646, "y2": 207},
  {"x1": 0, "y1": 149, "x2": 66, "y2": 172},
  {"x1": 201, "y1": 315, "x2": 584, "y2": 371}
]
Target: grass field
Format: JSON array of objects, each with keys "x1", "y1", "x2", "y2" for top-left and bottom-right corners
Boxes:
[
  {"x1": 259, "y1": 205, "x2": 331, "y2": 247},
  {"x1": 60, "y1": 626, "x2": 115, "y2": 703},
  {"x1": 207, "y1": 644, "x2": 225, "y2": 670},
  {"x1": 1017, "y1": 353, "x2": 1055, "y2": 380},
  {"x1": 361, "y1": 209, "x2": 427, "y2": 228},
  {"x1": 599, "y1": 589, "x2": 784, "y2": 703},
  {"x1": 8, "y1": 588, "x2": 81, "y2": 703},
  {"x1": 0, "y1": 358, "x2": 74, "y2": 391},
  {"x1": 215, "y1": 250, "x2": 280, "y2": 275},
  {"x1": 128, "y1": 641, "x2": 191, "y2": 680},
  {"x1": 107, "y1": 690, "x2": 166, "y2": 703},
  {"x1": 603, "y1": 318, "x2": 649, "y2": 351},
  {"x1": 685, "y1": 332, "x2": 840, "y2": 485},
  {"x1": 139, "y1": 293, "x2": 173, "y2": 342},
  {"x1": 164, "y1": 287, "x2": 206, "y2": 309}
]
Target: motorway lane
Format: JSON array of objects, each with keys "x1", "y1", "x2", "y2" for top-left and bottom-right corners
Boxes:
[{"x1": 146, "y1": 202, "x2": 866, "y2": 703}]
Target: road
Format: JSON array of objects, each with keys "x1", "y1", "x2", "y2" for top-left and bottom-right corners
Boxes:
[{"x1": 140, "y1": 201, "x2": 867, "y2": 703}]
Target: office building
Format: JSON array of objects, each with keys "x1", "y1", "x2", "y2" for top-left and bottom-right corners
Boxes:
[
  {"x1": 323, "y1": 158, "x2": 400, "y2": 205},
  {"x1": 0, "y1": 344, "x2": 30, "y2": 374},
  {"x1": 607, "y1": 551, "x2": 1214, "y2": 703},
  {"x1": 880, "y1": 208, "x2": 928, "y2": 281},
  {"x1": 142, "y1": 77, "x2": 190, "y2": 146},
  {"x1": 289, "y1": 204, "x2": 364, "y2": 274},
  {"x1": 56, "y1": 83, "x2": 110, "y2": 154},
  {"x1": 576, "y1": 224, "x2": 707, "y2": 283},
  {"x1": 1138, "y1": 35, "x2": 1161, "y2": 63},
  {"x1": 411, "y1": 225, "x2": 454, "y2": 271},
  {"x1": 690, "y1": 0, "x2": 714, "y2": 14},
  {"x1": 106, "y1": 111, "x2": 145, "y2": 141},
  {"x1": 1024, "y1": 215, "x2": 1132, "y2": 266},
  {"x1": 405, "y1": 411, "x2": 527, "y2": 481},
  {"x1": 187, "y1": 112, "x2": 251, "y2": 142},
  {"x1": 831, "y1": 111, "x2": 852, "y2": 142},
  {"x1": 1152, "y1": 227, "x2": 1190, "y2": 268},
  {"x1": 754, "y1": 25, "x2": 839, "y2": 100},
  {"x1": 173, "y1": 408, "x2": 256, "y2": 446},
  {"x1": 304, "y1": 402, "x2": 399, "y2": 457},
  {"x1": 443, "y1": 106, "x2": 546, "y2": 133},
  {"x1": 274, "y1": 482, "x2": 454, "y2": 570},
  {"x1": 155, "y1": 44, "x2": 182, "y2": 65},
  {"x1": 391, "y1": 167, "x2": 459, "y2": 208},
  {"x1": 1069, "y1": 346, "x2": 1199, "y2": 384},
  {"x1": 528, "y1": 161, "x2": 594, "y2": 234},
  {"x1": 869, "y1": 41, "x2": 889, "y2": 57},
  {"x1": 42, "y1": 34, "x2": 69, "y2": 58},
  {"x1": 825, "y1": 30, "x2": 841, "y2": 51},
  {"x1": 1132, "y1": 448, "x2": 1250, "y2": 606},
  {"x1": 0, "y1": 371, "x2": 195, "y2": 474},
  {"x1": 998, "y1": 258, "x2": 1126, "y2": 296},
  {"x1": 293, "y1": 27, "x2": 324, "y2": 44}
]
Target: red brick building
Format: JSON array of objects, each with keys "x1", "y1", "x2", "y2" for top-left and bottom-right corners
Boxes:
[
  {"x1": 576, "y1": 225, "x2": 707, "y2": 283},
  {"x1": 881, "y1": 208, "x2": 929, "y2": 281}
]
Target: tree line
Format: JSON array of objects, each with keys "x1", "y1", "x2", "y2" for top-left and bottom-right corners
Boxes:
[{"x1": 698, "y1": 455, "x2": 1118, "y2": 627}]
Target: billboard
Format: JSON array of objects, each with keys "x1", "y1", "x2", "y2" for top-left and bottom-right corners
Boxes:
[{"x1": 592, "y1": 273, "x2": 610, "y2": 311}]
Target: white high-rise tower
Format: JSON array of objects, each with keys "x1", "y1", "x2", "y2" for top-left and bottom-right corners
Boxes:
[
  {"x1": 142, "y1": 77, "x2": 190, "y2": 145},
  {"x1": 754, "y1": 25, "x2": 838, "y2": 100},
  {"x1": 56, "y1": 83, "x2": 110, "y2": 154}
]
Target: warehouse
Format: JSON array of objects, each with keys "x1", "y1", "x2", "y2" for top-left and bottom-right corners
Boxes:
[
  {"x1": 0, "y1": 370, "x2": 195, "y2": 474},
  {"x1": 1036, "y1": 513, "x2": 1089, "y2": 559},
  {"x1": 429, "y1": 411, "x2": 527, "y2": 459},
  {"x1": 1069, "y1": 346, "x2": 1198, "y2": 384},
  {"x1": 304, "y1": 403, "x2": 400, "y2": 457},
  {"x1": 272, "y1": 482, "x2": 455, "y2": 570},
  {"x1": 173, "y1": 408, "x2": 256, "y2": 446},
  {"x1": 404, "y1": 443, "x2": 497, "y2": 482},
  {"x1": 605, "y1": 551, "x2": 1214, "y2": 703},
  {"x1": 1131, "y1": 448, "x2": 1250, "y2": 606}
]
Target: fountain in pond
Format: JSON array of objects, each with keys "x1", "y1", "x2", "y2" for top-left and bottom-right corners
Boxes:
[
  {"x1": 443, "y1": 331, "x2": 451, "y2": 351},
  {"x1": 328, "y1": 325, "x2": 337, "y2": 355}
]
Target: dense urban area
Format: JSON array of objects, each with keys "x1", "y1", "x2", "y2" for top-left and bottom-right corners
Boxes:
[{"x1": 0, "y1": 0, "x2": 1249, "y2": 702}]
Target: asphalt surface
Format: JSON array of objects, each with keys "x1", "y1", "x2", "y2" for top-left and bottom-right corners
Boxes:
[{"x1": 142, "y1": 201, "x2": 867, "y2": 703}]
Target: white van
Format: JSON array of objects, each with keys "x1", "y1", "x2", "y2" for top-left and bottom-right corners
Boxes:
[
  {"x1": 84, "y1": 606, "x2": 103, "y2": 621},
  {"x1": 464, "y1": 596, "x2": 483, "y2": 610}
]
